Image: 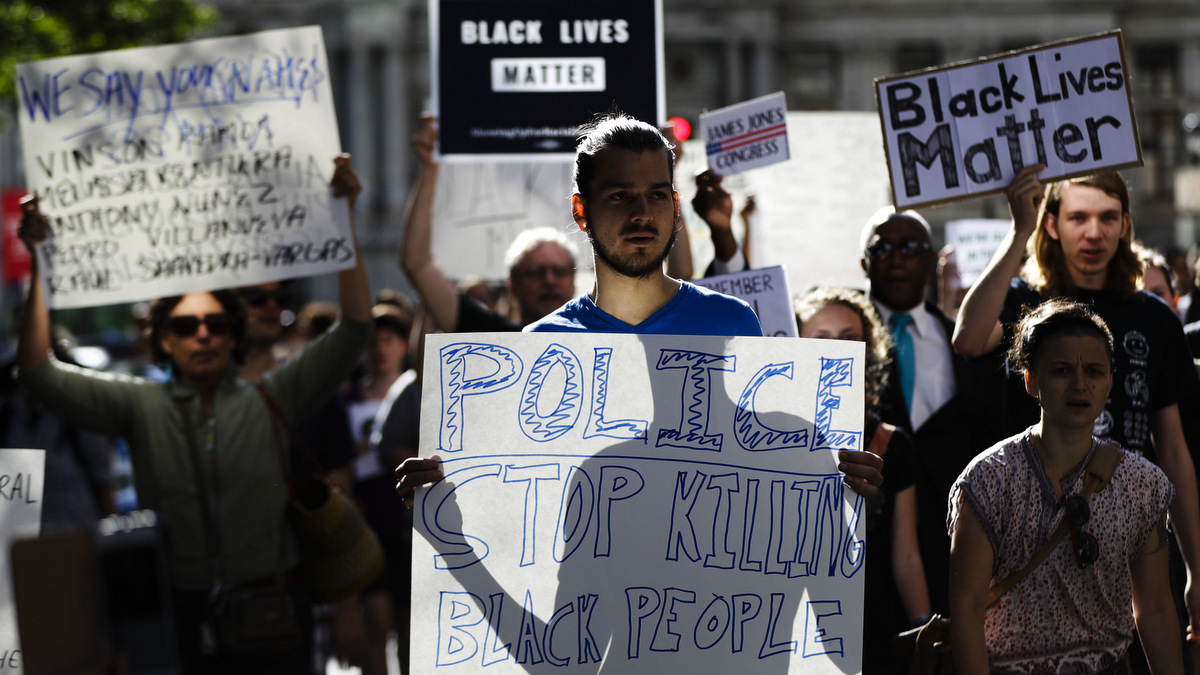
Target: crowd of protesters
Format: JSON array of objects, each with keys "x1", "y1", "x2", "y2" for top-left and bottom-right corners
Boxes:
[{"x1": 11, "y1": 111, "x2": 1200, "y2": 675}]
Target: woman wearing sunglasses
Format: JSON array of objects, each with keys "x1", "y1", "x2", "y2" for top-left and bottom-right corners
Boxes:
[
  {"x1": 15, "y1": 156, "x2": 373, "y2": 673},
  {"x1": 949, "y1": 299, "x2": 1180, "y2": 675}
]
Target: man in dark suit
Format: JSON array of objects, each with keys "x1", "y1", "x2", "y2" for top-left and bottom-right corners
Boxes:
[{"x1": 860, "y1": 207, "x2": 1004, "y2": 617}]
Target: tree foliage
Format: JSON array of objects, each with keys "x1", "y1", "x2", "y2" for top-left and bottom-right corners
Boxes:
[{"x1": 0, "y1": 0, "x2": 219, "y2": 118}]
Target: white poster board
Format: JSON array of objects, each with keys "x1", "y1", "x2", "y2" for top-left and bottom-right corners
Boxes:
[
  {"x1": 875, "y1": 30, "x2": 1141, "y2": 210},
  {"x1": 0, "y1": 449, "x2": 45, "y2": 674},
  {"x1": 700, "y1": 92, "x2": 790, "y2": 176},
  {"x1": 943, "y1": 219, "x2": 1010, "y2": 287},
  {"x1": 412, "y1": 332, "x2": 866, "y2": 674},
  {"x1": 15, "y1": 26, "x2": 350, "y2": 309},
  {"x1": 693, "y1": 266, "x2": 797, "y2": 337},
  {"x1": 430, "y1": 161, "x2": 577, "y2": 282},
  {"x1": 739, "y1": 112, "x2": 889, "y2": 295}
]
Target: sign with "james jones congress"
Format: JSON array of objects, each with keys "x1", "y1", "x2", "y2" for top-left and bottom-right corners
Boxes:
[{"x1": 433, "y1": 0, "x2": 664, "y2": 161}]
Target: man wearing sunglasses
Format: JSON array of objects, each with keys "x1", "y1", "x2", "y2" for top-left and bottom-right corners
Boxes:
[
  {"x1": 16, "y1": 156, "x2": 373, "y2": 673},
  {"x1": 859, "y1": 207, "x2": 1005, "y2": 621}
]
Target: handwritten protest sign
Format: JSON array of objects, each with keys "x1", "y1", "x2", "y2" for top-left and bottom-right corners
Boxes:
[
  {"x1": 15, "y1": 26, "x2": 350, "y2": 309},
  {"x1": 412, "y1": 332, "x2": 866, "y2": 674},
  {"x1": 431, "y1": 160, "x2": 577, "y2": 281},
  {"x1": 875, "y1": 30, "x2": 1141, "y2": 210},
  {"x1": 944, "y1": 219, "x2": 1009, "y2": 286},
  {"x1": 433, "y1": 0, "x2": 664, "y2": 161},
  {"x1": 0, "y1": 449, "x2": 45, "y2": 674},
  {"x1": 701, "y1": 92, "x2": 790, "y2": 176},
  {"x1": 693, "y1": 266, "x2": 797, "y2": 337}
]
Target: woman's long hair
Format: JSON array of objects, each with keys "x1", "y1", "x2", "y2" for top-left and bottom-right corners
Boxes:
[{"x1": 794, "y1": 286, "x2": 892, "y2": 411}]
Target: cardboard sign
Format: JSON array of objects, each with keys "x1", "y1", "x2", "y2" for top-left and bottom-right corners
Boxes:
[
  {"x1": 0, "y1": 449, "x2": 45, "y2": 674},
  {"x1": 701, "y1": 92, "x2": 790, "y2": 176},
  {"x1": 693, "y1": 266, "x2": 798, "y2": 337},
  {"x1": 943, "y1": 219, "x2": 1010, "y2": 287},
  {"x1": 430, "y1": 160, "x2": 577, "y2": 281},
  {"x1": 15, "y1": 26, "x2": 351, "y2": 309},
  {"x1": 412, "y1": 332, "x2": 866, "y2": 674},
  {"x1": 875, "y1": 30, "x2": 1141, "y2": 210},
  {"x1": 432, "y1": 0, "x2": 664, "y2": 161}
]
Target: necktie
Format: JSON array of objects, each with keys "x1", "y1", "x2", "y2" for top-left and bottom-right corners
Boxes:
[{"x1": 890, "y1": 313, "x2": 915, "y2": 411}]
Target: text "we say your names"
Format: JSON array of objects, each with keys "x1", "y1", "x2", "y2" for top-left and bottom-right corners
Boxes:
[{"x1": 460, "y1": 18, "x2": 630, "y2": 93}]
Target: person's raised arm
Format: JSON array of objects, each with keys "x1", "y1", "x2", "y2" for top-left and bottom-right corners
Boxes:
[
  {"x1": 952, "y1": 164, "x2": 1045, "y2": 357},
  {"x1": 691, "y1": 169, "x2": 745, "y2": 274},
  {"x1": 331, "y1": 155, "x2": 372, "y2": 324},
  {"x1": 16, "y1": 196, "x2": 52, "y2": 375},
  {"x1": 661, "y1": 124, "x2": 693, "y2": 280},
  {"x1": 948, "y1": 498, "x2": 993, "y2": 675},
  {"x1": 399, "y1": 115, "x2": 460, "y2": 332}
]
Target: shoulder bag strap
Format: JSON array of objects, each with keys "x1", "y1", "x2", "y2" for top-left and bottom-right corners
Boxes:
[
  {"x1": 254, "y1": 383, "x2": 326, "y2": 477},
  {"x1": 866, "y1": 422, "x2": 894, "y2": 458},
  {"x1": 985, "y1": 441, "x2": 1122, "y2": 607}
]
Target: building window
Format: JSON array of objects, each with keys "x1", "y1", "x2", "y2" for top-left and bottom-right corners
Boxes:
[
  {"x1": 786, "y1": 47, "x2": 837, "y2": 110},
  {"x1": 896, "y1": 43, "x2": 942, "y2": 74}
]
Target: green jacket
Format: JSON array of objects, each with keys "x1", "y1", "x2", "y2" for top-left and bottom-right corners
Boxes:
[{"x1": 22, "y1": 317, "x2": 370, "y2": 591}]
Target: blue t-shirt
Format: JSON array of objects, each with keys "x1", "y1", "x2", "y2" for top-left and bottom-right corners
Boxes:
[{"x1": 524, "y1": 281, "x2": 763, "y2": 336}]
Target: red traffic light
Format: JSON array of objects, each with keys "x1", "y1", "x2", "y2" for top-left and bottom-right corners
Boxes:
[{"x1": 667, "y1": 116, "x2": 691, "y2": 141}]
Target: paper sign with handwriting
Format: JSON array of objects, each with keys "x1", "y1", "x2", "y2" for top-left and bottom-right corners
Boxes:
[
  {"x1": 693, "y1": 266, "x2": 797, "y2": 338},
  {"x1": 701, "y1": 92, "x2": 790, "y2": 176},
  {"x1": 875, "y1": 30, "x2": 1140, "y2": 210},
  {"x1": 15, "y1": 25, "x2": 351, "y2": 309},
  {"x1": 0, "y1": 449, "x2": 45, "y2": 674},
  {"x1": 411, "y1": 332, "x2": 866, "y2": 674}
]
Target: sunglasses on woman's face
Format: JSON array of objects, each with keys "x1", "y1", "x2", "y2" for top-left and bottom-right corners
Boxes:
[
  {"x1": 165, "y1": 313, "x2": 232, "y2": 337},
  {"x1": 1063, "y1": 494, "x2": 1099, "y2": 568},
  {"x1": 240, "y1": 287, "x2": 292, "y2": 307}
]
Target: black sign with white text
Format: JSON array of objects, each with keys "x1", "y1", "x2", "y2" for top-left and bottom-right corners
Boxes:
[{"x1": 433, "y1": 0, "x2": 663, "y2": 160}]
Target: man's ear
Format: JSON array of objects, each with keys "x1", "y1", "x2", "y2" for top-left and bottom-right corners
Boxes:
[
  {"x1": 860, "y1": 258, "x2": 870, "y2": 275},
  {"x1": 572, "y1": 194, "x2": 587, "y2": 232},
  {"x1": 673, "y1": 191, "x2": 681, "y2": 224},
  {"x1": 1121, "y1": 212, "x2": 1132, "y2": 239},
  {"x1": 1024, "y1": 370, "x2": 1038, "y2": 399},
  {"x1": 1044, "y1": 213, "x2": 1060, "y2": 241}
]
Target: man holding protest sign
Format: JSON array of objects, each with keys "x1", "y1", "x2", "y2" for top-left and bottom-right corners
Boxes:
[
  {"x1": 399, "y1": 114, "x2": 883, "y2": 495},
  {"x1": 16, "y1": 156, "x2": 373, "y2": 673},
  {"x1": 953, "y1": 166, "x2": 1200, "y2": 670}
]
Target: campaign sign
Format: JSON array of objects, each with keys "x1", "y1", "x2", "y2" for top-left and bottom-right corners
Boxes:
[
  {"x1": 693, "y1": 266, "x2": 798, "y2": 338},
  {"x1": 433, "y1": 0, "x2": 664, "y2": 161},
  {"x1": 875, "y1": 30, "x2": 1141, "y2": 210},
  {"x1": 701, "y1": 92, "x2": 790, "y2": 176},
  {"x1": 15, "y1": 26, "x2": 351, "y2": 309},
  {"x1": 412, "y1": 332, "x2": 866, "y2": 674}
]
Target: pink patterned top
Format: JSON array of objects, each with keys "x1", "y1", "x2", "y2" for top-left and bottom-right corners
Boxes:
[{"x1": 948, "y1": 430, "x2": 1173, "y2": 673}]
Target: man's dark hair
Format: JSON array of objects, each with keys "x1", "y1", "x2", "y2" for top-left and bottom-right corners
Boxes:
[{"x1": 573, "y1": 112, "x2": 674, "y2": 200}]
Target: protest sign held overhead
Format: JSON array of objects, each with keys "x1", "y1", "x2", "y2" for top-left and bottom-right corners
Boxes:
[
  {"x1": 412, "y1": 332, "x2": 866, "y2": 674},
  {"x1": 693, "y1": 266, "x2": 798, "y2": 337},
  {"x1": 944, "y1": 219, "x2": 1009, "y2": 287},
  {"x1": 875, "y1": 30, "x2": 1141, "y2": 210},
  {"x1": 700, "y1": 92, "x2": 790, "y2": 176},
  {"x1": 15, "y1": 26, "x2": 351, "y2": 309},
  {"x1": 432, "y1": 0, "x2": 664, "y2": 161}
]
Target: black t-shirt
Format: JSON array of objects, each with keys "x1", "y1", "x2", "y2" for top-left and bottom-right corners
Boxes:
[
  {"x1": 1000, "y1": 279, "x2": 1192, "y2": 464},
  {"x1": 456, "y1": 291, "x2": 521, "y2": 332}
]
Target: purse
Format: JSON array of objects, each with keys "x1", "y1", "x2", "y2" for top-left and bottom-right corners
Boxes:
[
  {"x1": 178, "y1": 400, "x2": 304, "y2": 655},
  {"x1": 256, "y1": 384, "x2": 386, "y2": 603},
  {"x1": 893, "y1": 440, "x2": 1123, "y2": 675}
]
